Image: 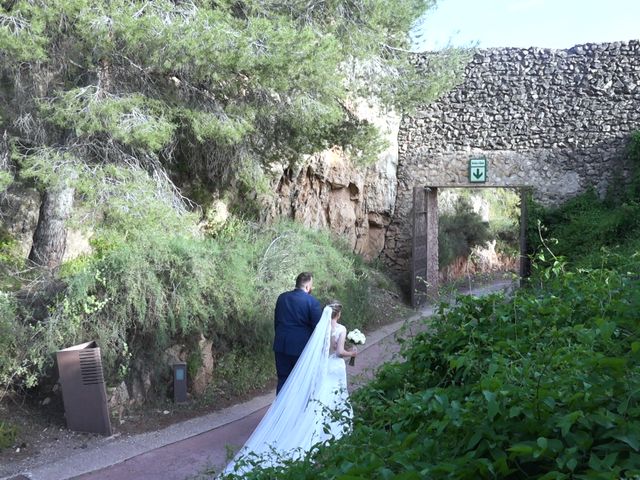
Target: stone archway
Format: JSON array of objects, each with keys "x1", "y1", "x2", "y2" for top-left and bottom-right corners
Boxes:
[
  {"x1": 386, "y1": 41, "x2": 640, "y2": 303},
  {"x1": 410, "y1": 185, "x2": 531, "y2": 307}
]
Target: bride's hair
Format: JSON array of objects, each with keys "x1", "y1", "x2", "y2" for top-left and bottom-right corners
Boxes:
[{"x1": 327, "y1": 300, "x2": 342, "y2": 319}]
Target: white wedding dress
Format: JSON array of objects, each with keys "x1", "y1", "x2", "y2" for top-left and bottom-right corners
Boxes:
[{"x1": 222, "y1": 306, "x2": 352, "y2": 476}]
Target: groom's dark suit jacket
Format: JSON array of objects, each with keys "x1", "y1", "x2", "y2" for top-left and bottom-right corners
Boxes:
[{"x1": 273, "y1": 288, "x2": 323, "y2": 356}]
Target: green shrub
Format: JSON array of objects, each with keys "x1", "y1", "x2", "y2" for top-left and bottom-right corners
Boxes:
[
  {"x1": 624, "y1": 130, "x2": 640, "y2": 201},
  {"x1": 0, "y1": 420, "x2": 17, "y2": 450},
  {"x1": 527, "y1": 131, "x2": 640, "y2": 268},
  {"x1": 1, "y1": 217, "x2": 378, "y2": 397},
  {"x1": 0, "y1": 171, "x2": 12, "y2": 192},
  {"x1": 209, "y1": 348, "x2": 274, "y2": 399},
  {"x1": 0, "y1": 228, "x2": 23, "y2": 291},
  {"x1": 528, "y1": 188, "x2": 640, "y2": 268},
  {"x1": 0, "y1": 291, "x2": 48, "y2": 395},
  {"x1": 439, "y1": 196, "x2": 492, "y2": 268}
]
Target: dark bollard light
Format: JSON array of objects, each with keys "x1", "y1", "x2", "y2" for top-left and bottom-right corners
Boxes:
[{"x1": 173, "y1": 362, "x2": 187, "y2": 403}]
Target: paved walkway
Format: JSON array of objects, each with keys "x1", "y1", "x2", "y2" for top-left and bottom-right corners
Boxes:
[{"x1": 3, "y1": 280, "x2": 513, "y2": 480}]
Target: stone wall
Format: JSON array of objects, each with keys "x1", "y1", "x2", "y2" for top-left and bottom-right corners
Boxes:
[{"x1": 383, "y1": 41, "x2": 640, "y2": 278}]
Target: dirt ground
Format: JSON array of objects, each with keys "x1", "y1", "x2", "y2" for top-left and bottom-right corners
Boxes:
[{"x1": 0, "y1": 270, "x2": 512, "y2": 477}]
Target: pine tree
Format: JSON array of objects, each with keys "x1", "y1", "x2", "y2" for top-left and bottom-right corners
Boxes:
[{"x1": 0, "y1": 0, "x2": 465, "y2": 268}]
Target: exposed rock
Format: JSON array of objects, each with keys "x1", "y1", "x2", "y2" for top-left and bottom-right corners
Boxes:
[
  {"x1": 130, "y1": 365, "x2": 153, "y2": 405},
  {"x1": 0, "y1": 185, "x2": 40, "y2": 257},
  {"x1": 163, "y1": 344, "x2": 186, "y2": 366},
  {"x1": 0, "y1": 184, "x2": 92, "y2": 261},
  {"x1": 191, "y1": 335, "x2": 214, "y2": 397},
  {"x1": 63, "y1": 229, "x2": 92, "y2": 261},
  {"x1": 361, "y1": 224, "x2": 386, "y2": 262},
  {"x1": 269, "y1": 101, "x2": 400, "y2": 262},
  {"x1": 327, "y1": 186, "x2": 358, "y2": 249},
  {"x1": 107, "y1": 381, "x2": 130, "y2": 421}
]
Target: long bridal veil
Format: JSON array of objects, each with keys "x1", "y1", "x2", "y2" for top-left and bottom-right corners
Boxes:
[{"x1": 222, "y1": 305, "x2": 347, "y2": 476}]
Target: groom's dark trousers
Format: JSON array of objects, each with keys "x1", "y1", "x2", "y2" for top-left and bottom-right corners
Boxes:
[{"x1": 273, "y1": 288, "x2": 322, "y2": 394}]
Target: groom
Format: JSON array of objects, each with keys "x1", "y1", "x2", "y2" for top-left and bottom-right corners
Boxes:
[{"x1": 273, "y1": 272, "x2": 323, "y2": 394}]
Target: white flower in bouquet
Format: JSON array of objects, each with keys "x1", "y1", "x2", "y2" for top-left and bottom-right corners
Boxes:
[
  {"x1": 347, "y1": 329, "x2": 366, "y2": 345},
  {"x1": 346, "y1": 329, "x2": 366, "y2": 365}
]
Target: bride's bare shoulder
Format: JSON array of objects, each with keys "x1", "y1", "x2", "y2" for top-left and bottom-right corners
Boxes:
[{"x1": 331, "y1": 323, "x2": 346, "y2": 335}]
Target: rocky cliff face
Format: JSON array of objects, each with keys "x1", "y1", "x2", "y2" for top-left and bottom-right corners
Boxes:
[{"x1": 266, "y1": 103, "x2": 401, "y2": 261}]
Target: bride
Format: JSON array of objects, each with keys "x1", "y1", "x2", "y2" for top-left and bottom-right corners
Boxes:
[{"x1": 221, "y1": 302, "x2": 357, "y2": 476}]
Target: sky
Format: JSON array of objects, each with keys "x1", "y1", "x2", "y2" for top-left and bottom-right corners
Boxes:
[{"x1": 411, "y1": 0, "x2": 640, "y2": 51}]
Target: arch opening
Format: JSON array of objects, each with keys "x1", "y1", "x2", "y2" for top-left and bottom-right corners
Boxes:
[{"x1": 411, "y1": 185, "x2": 531, "y2": 307}]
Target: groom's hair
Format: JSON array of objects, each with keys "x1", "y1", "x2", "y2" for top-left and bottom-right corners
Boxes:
[{"x1": 295, "y1": 272, "x2": 313, "y2": 289}]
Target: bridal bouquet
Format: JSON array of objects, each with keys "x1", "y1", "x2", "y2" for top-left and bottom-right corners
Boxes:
[{"x1": 346, "y1": 329, "x2": 366, "y2": 366}]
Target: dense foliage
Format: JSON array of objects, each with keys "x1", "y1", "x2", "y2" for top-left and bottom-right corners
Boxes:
[
  {"x1": 220, "y1": 143, "x2": 640, "y2": 479},
  {"x1": 438, "y1": 195, "x2": 493, "y2": 268},
  {"x1": 527, "y1": 131, "x2": 640, "y2": 269},
  {"x1": 0, "y1": 0, "x2": 464, "y2": 401},
  {"x1": 0, "y1": 216, "x2": 381, "y2": 397},
  {"x1": 437, "y1": 188, "x2": 520, "y2": 272},
  {"x1": 0, "y1": 0, "x2": 465, "y2": 207},
  {"x1": 0, "y1": 0, "x2": 464, "y2": 421}
]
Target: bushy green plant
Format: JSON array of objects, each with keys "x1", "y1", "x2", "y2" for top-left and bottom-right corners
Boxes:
[
  {"x1": 527, "y1": 131, "x2": 640, "y2": 268},
  {"x1": 0, "y1": 420, "x2": 17, "y2": 450},
  {"x1": 48, "y1": 233, "x2": 253, "y2": 386},
  {"x1": 210, "y1": 348, "x2": 274, "y2": 399},
  {"x1": 486, "y1": 189, "x2": 521, "y2": 257},
  {"x1": 41, "y1": 90, "x2": 176, "y2": 152},
  {"x1": 0, "y1": 227, "x2": 24, "y2": 289},
  {"x1": 250, "y1": 221, "x2": 374, "y2": 331},
  {"x1": 1, "y1": 214, "x2": 379, "y2": 397},
  {"x1": 528, "y1": 188, "x2": 640, "y2": 268},
  {"x1": 0, "y1": 291, "x2": 48, "y2": 396},
  {"x1": 439, "y1": 196, "x2": 492, "y2": 268},
  {"x1": 0, "y1": 170, "x2": 12, "y2": 192},
  {"x1": 624, "y1": 130, "x2": 640, "y2": 201}
]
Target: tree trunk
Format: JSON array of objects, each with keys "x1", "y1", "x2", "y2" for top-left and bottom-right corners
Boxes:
[
  {"x1": 0, "y1": 130, "x2": 9, "y2": 172},
  {"x1": 28, "y1": 185, "x2": 75, "y2": 269}
]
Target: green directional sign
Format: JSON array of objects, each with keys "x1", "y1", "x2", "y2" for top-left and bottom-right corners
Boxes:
[{"x1": 469, "y1": 157, "x2": 487, "y2": 183}]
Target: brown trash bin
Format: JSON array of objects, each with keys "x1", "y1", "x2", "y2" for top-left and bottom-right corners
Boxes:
[{"x1": 56, "y1": 341, "x2": 113, "y2": 436}]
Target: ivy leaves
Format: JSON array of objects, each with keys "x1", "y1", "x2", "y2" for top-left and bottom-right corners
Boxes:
[{"x1": 357, "y1": 266, "x2": 640, "y2": 478}]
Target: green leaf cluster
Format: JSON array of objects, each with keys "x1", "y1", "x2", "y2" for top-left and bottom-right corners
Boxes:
[
  {"x1": 527, "y1": 192, "x2": 640, "y2": 270},
  {"x1": 0, "y1": 420, "x2": 17, "y2": 450},
  {"x1": 439, "y1": 196, "x2": 493, "y2": 268},
  {"x1": 0, "y1": 216, "x2": 378, "y2": 395},
  {"x1": 0, "y1": 291, "x2": 47, "y2": 394},
  {"x1": 526, "y1": 132, "x2": 640, "y2": 270},
  {"x1": 0, "y1": 0, "x2": 466, "y2": 212},
  {"x1": 42, "y1": 89, "x2": 176, "y2": 152}
]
